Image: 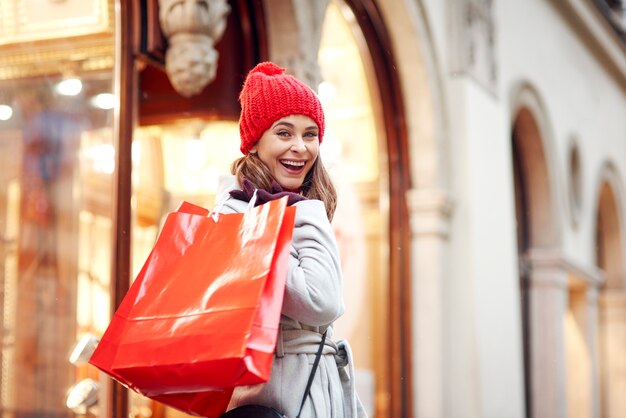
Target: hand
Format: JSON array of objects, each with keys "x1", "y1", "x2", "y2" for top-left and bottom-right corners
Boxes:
[{"x1": 229, "y1": 178, "x2": 307, "y2": 206}]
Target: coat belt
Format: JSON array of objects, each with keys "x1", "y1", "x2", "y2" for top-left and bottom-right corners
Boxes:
[
  {"x1": 275, "y1": 328, "x2": 336, "y2": 357},
  {"x1": 275, "y1": 328, "x2": 361, "y2": 418}
]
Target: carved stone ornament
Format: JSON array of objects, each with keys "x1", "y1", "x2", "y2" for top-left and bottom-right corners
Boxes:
[
  {"x1": 158, "y1": 0, "x2": 231, "y2": 97},
  {"x1": 450, "y1": 0, "x2": 497, "y2": 93}
]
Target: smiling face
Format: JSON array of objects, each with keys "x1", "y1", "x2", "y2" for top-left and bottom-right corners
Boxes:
[{"x1": 251, "y1": 114, "x2": 320, "y2": 191}]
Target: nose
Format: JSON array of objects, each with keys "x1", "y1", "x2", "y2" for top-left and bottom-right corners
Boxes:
[{"x1": 290, "y1": 136, "x2": 307, "y2": 152}]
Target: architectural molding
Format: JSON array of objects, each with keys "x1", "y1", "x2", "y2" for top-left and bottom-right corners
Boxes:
[
  {"x1": 0, "y1": 0, "x2": 111, "y2": 44},
  {"x1": 406, "y1": 188, "x2": 454, "y2": 238},
  {"x1": 525, "y1": 247, "x2": 605, "y2": 288},
  {"x1": 548, "y1": 0, "x2": 626, "y2": 89},
  {"x1": 600, "y1": 288, "x2": 626, "y2": 308},
  {"x1": 0, "y1": 0, "x2": 115, "y2": 80}
]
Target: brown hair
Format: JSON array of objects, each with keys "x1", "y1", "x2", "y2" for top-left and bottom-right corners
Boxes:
[{"x1": 231, "y1": 154, "x2": 337, "y2": 221}]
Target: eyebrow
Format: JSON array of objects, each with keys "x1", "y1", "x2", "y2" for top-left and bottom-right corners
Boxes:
[{"x1": 272, "y1": 121, "x2": 318, "y2": 130}]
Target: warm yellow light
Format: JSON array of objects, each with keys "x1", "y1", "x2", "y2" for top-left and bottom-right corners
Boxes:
[
  {"x1": 154, "y1": 120, "x2": 240, "y2": 195},
  {"x1": 83, "y1": 143, "x2": 115, "y2": 174},
  {"x1": 318, "y1": 2, "x2": 379, "y2": 182},
  {"x1": 186, "y1": 139, "x2": 207, "y2": 170}
]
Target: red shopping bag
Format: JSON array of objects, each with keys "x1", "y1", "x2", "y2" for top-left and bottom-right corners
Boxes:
[
  {"x1": 89, "y1": 197, "x2": 295, "y2": 416},
  {"x1": 150, "y1": 389, "x2": 234, "y2": 418}
]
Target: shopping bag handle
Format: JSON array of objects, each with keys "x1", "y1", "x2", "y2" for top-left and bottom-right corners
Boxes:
[
  {"x1": 209, "y1": 189, "x2": 258, "y2": 222},
  {"x1": 246, "y1": 189, "x2": 258, "y2": 211}
]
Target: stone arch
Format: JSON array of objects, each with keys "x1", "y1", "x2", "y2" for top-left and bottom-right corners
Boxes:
[
  {"x1": 510, "y1": 81, "x2": 562, "y2": 249},
  {"x1": 377, "y1": 0, "x2": 450, "y2": 191},
  {"x1": 594, "y1": 162, "x2": 626, "y2": 418},
  {"x1": 373, "y1": 1, "x2": 452, "y2": 417},
  {"x1": 262, "y1": 1, "x2": 451, "y2": 416},
  {"x1": 510, "y1": 81, "x2": 565, "y2": 418}
]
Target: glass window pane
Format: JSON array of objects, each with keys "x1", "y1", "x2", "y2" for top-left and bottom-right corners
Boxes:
[{"x1": 0, "y1": 0, "x2": 116, "y2": 416}]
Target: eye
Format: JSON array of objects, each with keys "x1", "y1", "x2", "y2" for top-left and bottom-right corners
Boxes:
[
  {"x1": 276, "y1": 130, "x2": 291, "y2": 138},
  {"x1": 304, "y1": 131, "x2": 318, "y2": 139}
]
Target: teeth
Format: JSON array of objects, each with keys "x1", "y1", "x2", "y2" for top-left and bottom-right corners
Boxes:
[{"x1": 282, "y1": 160, "x2": 305, "y2": 167}]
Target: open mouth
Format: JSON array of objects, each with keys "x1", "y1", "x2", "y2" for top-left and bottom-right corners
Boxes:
[{"x1": 280, "y1": 159, "x2": 306, "y2": 173}]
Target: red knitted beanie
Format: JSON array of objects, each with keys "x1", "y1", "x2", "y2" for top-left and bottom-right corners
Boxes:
[{"x1": 238, "y1": 62, "x2": 325, "y2": 154}]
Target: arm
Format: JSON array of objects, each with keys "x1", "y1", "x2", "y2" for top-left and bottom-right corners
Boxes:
[{"x1": 282, "y1": 199, "x2": 345, "y2": 326}]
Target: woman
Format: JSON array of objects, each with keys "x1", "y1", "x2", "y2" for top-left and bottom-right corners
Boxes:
[{"x1": 218, "y1": 62, "x2": 367, "y2": 418}]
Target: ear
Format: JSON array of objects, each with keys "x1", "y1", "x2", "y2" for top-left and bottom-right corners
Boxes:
[{"x1": 249, "y1": 144, "x2": 258, "y2": 154}]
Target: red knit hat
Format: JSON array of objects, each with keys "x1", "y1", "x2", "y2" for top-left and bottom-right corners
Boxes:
[{"x1": 238, "y1": 62, "x2": 325, "y2": 154}]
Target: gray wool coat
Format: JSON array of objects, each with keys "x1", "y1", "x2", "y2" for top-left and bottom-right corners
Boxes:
[{"x1": 217, "y1": 187, "x2": 368, "y2": 418}]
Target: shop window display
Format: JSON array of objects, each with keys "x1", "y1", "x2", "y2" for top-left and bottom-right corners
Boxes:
[
  {"x1": 0, "y1": 76, "x2": 116, "y2": 416},
  {"x1": 0, "y1": 0, "x2": 118, "y2": 416}
]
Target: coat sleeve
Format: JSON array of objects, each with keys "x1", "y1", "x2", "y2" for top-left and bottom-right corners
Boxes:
[{"x1": 281, "y1": 199, "x2": 345, "y2": 326}]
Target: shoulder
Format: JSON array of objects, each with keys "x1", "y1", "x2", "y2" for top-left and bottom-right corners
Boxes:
[
  {"x1": 292, "y1": 199, "x2": 327, "y2": 219},
  {"x1": 215, "y1": 175, "x2": 247, "y2": 214},
  {"x1": 290, "y1": 200, "x2": 335, "y2": 238}
]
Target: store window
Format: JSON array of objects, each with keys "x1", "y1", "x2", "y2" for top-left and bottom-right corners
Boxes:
[
  {"x1": 128, "y1": 120, "x2": 240, "y2": 418},
  {"x1": 0, "y1": 0, "x2": 116, "y2": 416}
]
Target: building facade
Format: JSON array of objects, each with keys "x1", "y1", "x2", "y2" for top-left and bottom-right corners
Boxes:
[{"x1": 0, "y1": 0, "x2": 625, "y2": 417}]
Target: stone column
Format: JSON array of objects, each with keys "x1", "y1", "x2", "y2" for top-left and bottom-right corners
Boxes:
[
  {"x1": 566, "y1": 285, "x2": 598, "y2": 418},
  {"x1": 407, "y1": 188, "x2": 453, "y2": 418},
  {"x1": 586, "y1": 286, "x2": 601, "y2": 418},
  {"x1": 263, "y1": 0, "x2": 329, "y2": 89},
  {"x1": 599, "y1": 290, "x2": 626, "y2": 418},
  {"x1": 527, "y1": 250, "x2": 569, "y2": 418}
]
